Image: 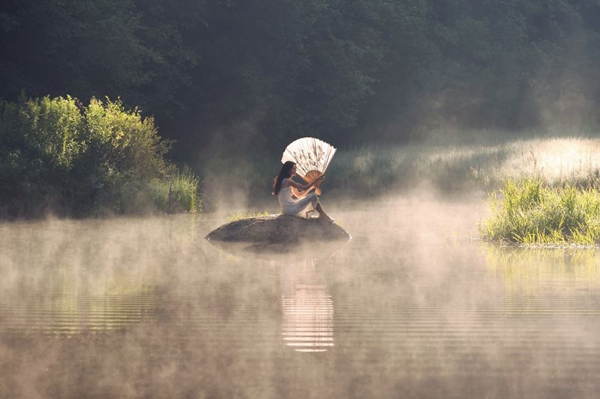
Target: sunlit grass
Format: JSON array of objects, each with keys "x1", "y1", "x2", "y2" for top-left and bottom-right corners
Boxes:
[
  {"x1": 150, "y1": 172, "x2": 201, "y2": 213},
  {"x1": 329, "y1": 130, "x2": 600, "y2": 246},
  {"x1": 226, "y1": 211, "x2": 270, "y2": 223},
  {"x1": 328, "y1": 134, "x2": 600, "y2": 194},
  {"x1": 203, "y1": 131, "x2": 600, "y2": 216},
  {"x1": 480, "y1": 179, "x2": 600, "y2": 245}
]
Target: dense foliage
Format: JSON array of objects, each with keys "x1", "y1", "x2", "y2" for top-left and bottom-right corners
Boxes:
[
  {"x1": 1, "y1": 0, "x2": 599, "y2": 161},
  {"x1": 0, "y1": 96, "x2": 198, "y2": 217}
]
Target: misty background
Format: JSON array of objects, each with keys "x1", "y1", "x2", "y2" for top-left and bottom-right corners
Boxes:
[{"x1": 2, "y1": 0, "x2": 599, "y2": 165}]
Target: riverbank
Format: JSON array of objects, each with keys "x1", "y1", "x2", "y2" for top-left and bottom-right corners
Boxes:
[
  {"x1": 329, "y1": 133, "x2": 600, "y2": 196},
  {"x1": 0, "y1": 95, "x2": 200, "y2": 219},
  {"x1": 197, "y1": 132, "x2": 600, "y2": 213}
]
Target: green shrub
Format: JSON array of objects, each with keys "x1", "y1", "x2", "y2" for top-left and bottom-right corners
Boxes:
[{"x1": 0, "y1": 95, "x2": 198, "y2": 217}]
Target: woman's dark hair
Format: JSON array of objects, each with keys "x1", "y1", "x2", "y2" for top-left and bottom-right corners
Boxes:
[{"x1": 272, "y1": 161, "x2": 295, "y2": 195}]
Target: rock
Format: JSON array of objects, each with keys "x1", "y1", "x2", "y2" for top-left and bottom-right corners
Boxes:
[
  {"x1": 205, "y1": 215, "x2": 351, "y2": 258},
  {"x1": 206, "y1": 214, "x2": 351, "y2": 245}
]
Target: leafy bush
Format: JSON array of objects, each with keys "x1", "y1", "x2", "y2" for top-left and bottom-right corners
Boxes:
[{"x1": 0, "y1": 95, "x2": 198, "y2": 217}]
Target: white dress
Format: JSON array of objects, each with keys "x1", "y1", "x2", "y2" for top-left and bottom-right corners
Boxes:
[{"x1": 278, "y1": 178, "x2": 319, "y2": 218}]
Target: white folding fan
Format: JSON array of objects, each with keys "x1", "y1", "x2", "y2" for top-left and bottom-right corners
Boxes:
[{"x1": 281, "y1": 137, "x2": 336, "y2": 195}]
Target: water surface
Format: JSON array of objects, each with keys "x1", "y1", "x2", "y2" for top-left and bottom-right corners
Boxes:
[{"x1": 1, "y1": 196, "x2": 600, "y2": 398}]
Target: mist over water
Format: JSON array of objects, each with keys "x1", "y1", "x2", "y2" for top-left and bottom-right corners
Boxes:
[{"x1": 2, "y1": 195, "x2": 600, "y2": 398}]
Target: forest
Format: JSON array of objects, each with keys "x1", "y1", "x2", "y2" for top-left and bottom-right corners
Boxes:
[
  {"x1": 3, "y1": 0, "x2": 599, "y2": 155},
  {"x1": 1, "y1": 0, "x2": 600, "y2": 216}
]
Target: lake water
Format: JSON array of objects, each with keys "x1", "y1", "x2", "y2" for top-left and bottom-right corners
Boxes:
[{"x1": 2, "y1": 195, "x2": 600, "y2": 399}]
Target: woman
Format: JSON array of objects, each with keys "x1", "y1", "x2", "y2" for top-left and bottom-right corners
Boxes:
[{"x1": 272, "y1": 161, "x2": 335, "y2": 222}]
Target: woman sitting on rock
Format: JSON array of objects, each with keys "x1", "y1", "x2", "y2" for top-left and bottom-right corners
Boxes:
[{"x1": 272, "y1": 161, "x2": 334, "y2": 222}]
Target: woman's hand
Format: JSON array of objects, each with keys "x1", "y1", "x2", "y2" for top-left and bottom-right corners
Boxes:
[{"x1": 311, "y1": 175, "x2": 325, "y2": 186}]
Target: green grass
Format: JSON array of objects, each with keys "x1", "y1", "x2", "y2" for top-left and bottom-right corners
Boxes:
[
  {"x1": 150, "y1": 173, "x2": 201, "y2": 213},
  {"x1": 226, "y1": 211, "x2": 270, "y2": 223},
  {"x1": 338, "y1": 133, "x2": 600, "y2": 245},
  {"x1": 480, "y1": 179, "x2": 600, "y2": 245},
  {"x1": 200, "y1": 130, "x2": 600, "y2": 218},
  {"x1": 327, "y1": 135, "x2": 600, "y2": 195}
]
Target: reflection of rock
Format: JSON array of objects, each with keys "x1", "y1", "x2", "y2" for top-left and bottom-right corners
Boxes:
[{"x1": 205, "y1": 215, "x2": 350, "y2": 257}]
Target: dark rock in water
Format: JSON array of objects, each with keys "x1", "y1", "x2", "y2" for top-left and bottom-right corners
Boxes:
[
  {"x1": 206, "y1": 214, "x2": 351, "y2": 245},
  {"x1": 206, "y1": 215, "x2": 351, "y2": 259}
]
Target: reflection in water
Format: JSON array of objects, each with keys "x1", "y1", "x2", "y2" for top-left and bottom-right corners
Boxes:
[
  {"x1": 206, "y1": 230, "x2": 344, "y2": 353},
  {"x1": 0, "y1": 266, "x2": 159, "y2": 336},
  {"x1": 5, "y1": 200, "x2": 600, "y2": 398},
  {"x1": 281, "y1": 261, "x2": 334, "y2": 352},
  {"x1": 0, "y1": 218, "x2": 177, "y2": 336},
  {"x1": 484, "y1": 245, "x2": 600, "y2": 313}
]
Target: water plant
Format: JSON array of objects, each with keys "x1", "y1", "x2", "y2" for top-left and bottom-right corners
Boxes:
[{"x1": 480, "y1": 179, "x2": 600, "y2": 245}]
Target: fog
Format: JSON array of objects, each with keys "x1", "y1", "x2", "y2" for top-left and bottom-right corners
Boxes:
[
  {"x1": 2, "y1": 190, "x2": 600, "y2": 399},
  {"x1": 3, "y1": 0, "x2": 600, "y2": 395}
]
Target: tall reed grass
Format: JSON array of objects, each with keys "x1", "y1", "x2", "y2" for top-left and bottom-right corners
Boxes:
[
  {"x1": 480, "y1": 179, "x2": 600, "y2": 245},
  {"x1": 328, "y1": 134, "x2": 600, "y2": 195},
  {"x1": 202, "y1": 131, "x2": 600, "y2": 214},
  {"x1": 151, "y1": 173, "x2": 201, "y2": 213}
]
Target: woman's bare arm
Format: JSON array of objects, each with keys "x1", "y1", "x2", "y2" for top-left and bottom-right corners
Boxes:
[
  {"x1": 286, "y1": 176, "x2": 324, "y2": 198},
  {"x1": 286, "y1": 179, "x2": 309, "y2": 191}
]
